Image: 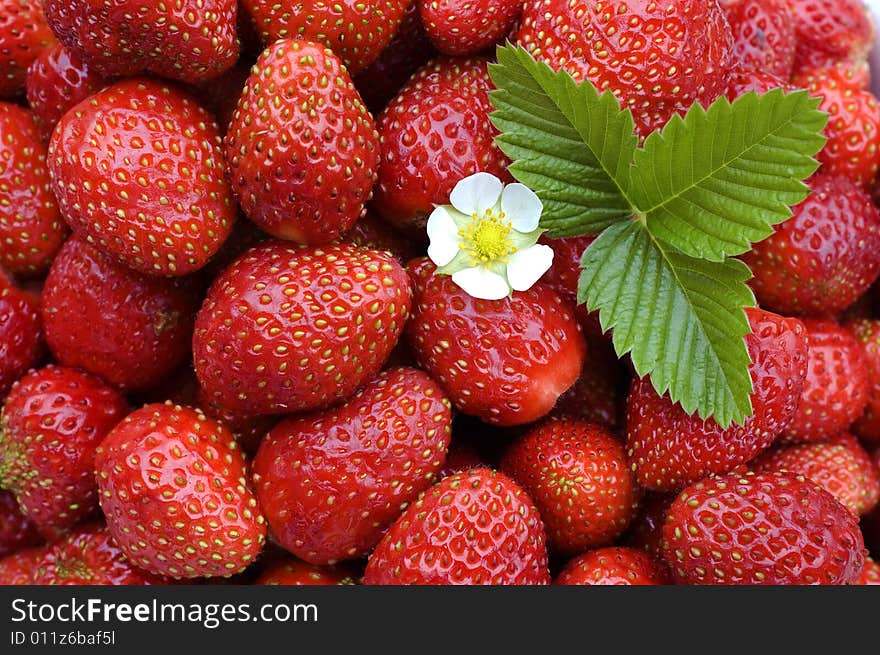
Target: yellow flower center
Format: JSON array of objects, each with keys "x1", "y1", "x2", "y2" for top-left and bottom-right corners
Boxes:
[{"x1": 460, "y1": 209, "x2": 516, "y2": 265}]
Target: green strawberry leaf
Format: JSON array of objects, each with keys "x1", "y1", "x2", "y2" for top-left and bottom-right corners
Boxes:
[
  {"x1": 488, "y1": 44, "x2": 638, "y2": 237},
  {"x1": 629, "y1": 90, "x2": 827, "y2": 262},
  {"x1": 578, "y1": 221, "x2": 756, "y2": 428}
]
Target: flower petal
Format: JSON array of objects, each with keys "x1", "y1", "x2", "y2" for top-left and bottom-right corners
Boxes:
[
  {"x1": 452, "y1": 266, "x2": 511, "y2": 300},
  {"x1": 450, "y1": 172, "x2": 503, "y2": 216},
  {"x1": 506, "y1": 244, "x2": 554, "y2": 291},
  {"x1": 427, "y1": 206, "x2": 461, "y2": 267},
  {"x1": 502, "y1": 183, "x2": 543, "y2": 232}
]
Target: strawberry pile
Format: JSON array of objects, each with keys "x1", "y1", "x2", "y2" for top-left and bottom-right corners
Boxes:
[{"x1": 1, "y1": 0, "x2": 880, "y2": 586}]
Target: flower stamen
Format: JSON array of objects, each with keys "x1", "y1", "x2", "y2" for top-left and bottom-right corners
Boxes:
[{"x1": 460, "y1": 209, "x2": 516, "y2": 265}]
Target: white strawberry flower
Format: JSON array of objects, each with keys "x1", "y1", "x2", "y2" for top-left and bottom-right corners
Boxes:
[{"x1": 426, "y1": 172, "x2": 553, "y2": 300}]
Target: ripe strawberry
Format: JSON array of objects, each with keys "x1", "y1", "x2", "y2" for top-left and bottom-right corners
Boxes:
[
  {"x1": 663, "y1": 471, "x2": 865, "y2": 585},
  {"x1": 0, "y1": 545, "x2": 46, "y2": 584},
  {"x1": 848, "y1": 319, "x2": 880, "y2": 441},
  {"x1": 406, "y1": 259, "x2": 586, "y2": 426},
  {"x1": 783, "y1": 319, "x2": 869, "y2": 443},
  {"x1": 95, "y1": 403, "x2": 267, "y2": 579},
  {"x1": 501, "y1": 418, "x2": 638, "y2": 555},
  {"x1": 48, "y1": 78, "x2": 236, "y2": 276},
  {"x1": 724, "y1": 67, "x2": 793, "y2": 102},
  {"x1": 752, "y1": 433, "x2": 880, "y2": 516},
  {"x1": 419, "y1": 0, "x2": 522, "y2": 56},
  {"x1": 0, "y1": 490, "x2": 40, "y2": 557},
  {"x1": 257, "y1": 558, "x2": 357, "y2": 585},
  {"x1": 0, "y1": 102, "x2": 66, "y2": 275},
  {"x1": 32, "y1": 523, "x2": 162, "y2": 585},
  {"x1": 0, "y1": 365, "x2": 128, "y2": 540},
  {"x1": 0, "y1": 275, "x2": 43, "y2": 398},
  {"x1": 554, "y1": 547, "x2": 669, "y2": 586},
  {"x1": 720, "y1": 0, "x2": 796, "y2": 79},
  {"x1": 225, "y1": 39, "x2": 379, "y2": 244},
  {"x1": 253, "y1": 367, "x2": 451, "y2": 563},
  {"x1": 627, "y1": 308, "x2": 808, "y2": 492},
  {"x1": 41, "y1": 237, "x2": 201, "y2": 392},
  {"x1": 194, "y1": 241, "x2": 412, "y2": 416},
  {"x1": 241, "y1": 0, "x2": 410, "y2": 74},
  {"x1": 43, "y1": 0, "x2": 239, "y2": 84},
  {"x1": 0, "y1": 0, "x2": 55, "y2": 98},
  {"x1": 789, "y1": 0, "x2": 876, "y2": 70},
  {"x1": 743, "y1": 174, "x2": 880, "y2": 317},
  {"x1": 26, "y1": 43, "x2": 109, "y2": 143},
  {"x1": 372, "y1": 57, "x2": 510, "y2": 233},
  {"x1": 855, "y1": 557, "x2": 880, "y2": 585},
  {"x1": 363, "y1": 468, "x2": 551, "y2": 585},
  {"x1": 516, "y1": 0, "x2": 734, "y2": 137}
]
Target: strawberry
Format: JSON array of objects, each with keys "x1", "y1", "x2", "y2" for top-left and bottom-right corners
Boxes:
[
  {"x1": 848, "y1": 319, "x2": 880, "y2": 441},
  {"x1": 743, "y1": 174, "x2": 880, "y2": 317},
  {"x1": 792, "y1": 66, "x2": 880, "y2": 188},
  {"x1": 32, "y1": 523, "x2": 162, "y2": 585},
  {"x1": 0, "y1": 490, "x2": 40, "y2": 557},
  {"x1": 663, "y1": 471, "x2": 866, "y2": 585},
  {"x1": 240, "y1": 0, "x2": 411, "y2": 74},
  {"x1": 194, "y1": 241, "x2": 412, "y2": 416},
  {"x1": 724, "y1": 67, "x2": 793, "y2": 102},
  {"x1": 752, "y1": 433, "x2": 880, "y2": 516},
  {"x1": 0, "y1": 0, "x2": 55, "y2": 98},
  {"x1": 554, "y1": 547, "x2": 669, "y2": 586},
  {"x1": 406, "y1": 259, "x2": 586, "y2": 426},
  {"x1": 0, "y1": 545, "x2": 46, "y2": 584},
  {"x1": 43, "y1": 0, "x2": 239, "y2": 84},
  {"x1": 95, "y1": 402, "x2": 266, "y2": 579},
  {"x1": 721, "y1": 0, "x2": 796, "y2": 79},
  {"x1": 25, "y1": 43, "x2": 109, "y2": 143},
  {"x1": 363, "y1": 468, "x2": 551, "y2": 585},
  {"x1": 48, "y1": 78, "x2": 236, "y2": 276},
  {"x1": 0, "y1": 365, "x2": 128, "y2": 540},
  {"x1": 627, "y1": 308, "x2": 808, "y2": 492},
  {"x1": 196, "y1": 388, "x2": 277, "y2": 457},
  {"x1": 855, "y1": 558, "x2": 880, "y2": 585},
  {"x1": 0, "y1": 102, "x2": 66, "y2": 275},
  {"x1": 501, "y1": 418, "x2": 638, "y2": 555},
  {"x1": 371, "y1": 57, "x2": 510, "y2": 233},
  {"x1": 419, "y1": 0, "x2": 522, "y2": 56},
  {"x1": 783, "y1": 319, "x2": 869, "y2": 443},
  {"x1": 257, "y1": 558, "x2": 357, "y2": 585},
  {"x1": 0, "y1": 274, "x2": 43, "y2": 398},
  {"x1": 516, "y1": 0, "x2": 735, "y2": 137},
  {"x1": 225, "y1": 39, "x2": 379, "y2": 244},
  {"x1": 789, "y1": 0, "x2": 876, "y2": 71},
  {"x1": 41, "y1": 237, "x2": 201, "y2": 393},
  {"x1": 340, "y1": 210, "x2": 418, "y2": 264}
]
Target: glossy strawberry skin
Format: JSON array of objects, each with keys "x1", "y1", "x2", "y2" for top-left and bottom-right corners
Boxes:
[
  {"x1": 783, "y1": 320, "x2": 869, "y2": 443},
  {"x1": 0, "y1": 490, "x2": 41, "y2": 557},
  {"x1": 0, "y1": 0, "x2": 55, "y2": 98},
  {"x1": 419, "y1": 0, "x2": 521, "y2": 55},
  {"x1": 41, "y1": 237, "x2": 201, "y2": 393},
  {"x1": 554, "y1": 547, "x2": 669, "y2": 586},
  {"x1": 743, "y1": 174, "x2": 880, "y2": 317},
  {"x1": 848, "y1": 319, "x2": 880, "y2": 441},
  {"x1": 225, "y1": 40, "x2": 379, "y2": 245},
  {"x1": 0, "y1": 278, "x2": 43, "y2": 398},
  {"x1": 662, "y1": 472, "x2": 865, "y2": 585},
  {"x1": 789, "y1": 0, "x2": 876, "y2": 70},
  {"x1": 48, "y1": 79, "x2": 236, "y2": 276},
  {"x1": 0, "y1": 365, "x2": 128, "y2": 540},
  {"x1": 721, "y1": 0, "x2": 796, "y2": 79},
  {"x1": 0, "y1": 545, "x2": 47, "y2": 584},
  {"x1": 43, "y1": 0, "x2": 239, "y2": 84},
  {"x1": 0, "y1": 102, "x2": 66, "y2": 275},
  {"x1": 95, "y1": 403, "x2": 267, "y2": 579},
  {"x1": 363, "y1": 468, "x2": 551, "y2": 585},
  {"x1": 501, "y1": 418, "x2": 638, "y2": 555},
  {"x1": 627, "y1": 308, "x2": 808, "y2": 492},
  {"x1": 406, "y1": 259, "x2": 586, "y2": 426},
  {"x1": 372, "y1": 57, "x2": 510, "y2": 233},
  {"x1": 257, "y1": 558, "x2": 357, "y2": 585}
]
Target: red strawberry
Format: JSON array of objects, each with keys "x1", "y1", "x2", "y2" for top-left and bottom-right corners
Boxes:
[
  {"x1": 724, "y1": 67, "x2": 793, "y2": 102},
  {"x1": 554, "y1": 547, "x2": 669, "y2": 586},
  {"x1": 789, "y1": 0, "x2": 876, "y2": 70},
  {"x1": 516, "y1": 0, "x2": 734, "y2": 137},
  {"x1": 0, "y1": 0, "x2": 55, "y2": 98},
  {"x1": 720, "y1": 0, "x2": 797, "y2": 79},
  {"x1": 406, "y1": 259, "x2": 586, "y2": 426},
  {"x1": 25, "y1": 43, "x2": 108, "y2": 143},
  {"x1": 41, "y1": 237, "x2": 201, "y2": 392},
  {"x1": 848, "y1": 319, "x2": 880, "y2": 441},
  {"x1": 501, "y1": 418, "x2": 639, "y2": 554},
  {"x1": 662, "y1": 471, "x2": 865, "y2": 585},
  {"x1": 363, "y1": 468, "x2": 551, "y2": 585},
  {"x1": 340, "y1": 210, "x2": 418, "y2": 264},
  {"x1": 743, "y1": 174, "x2": 880, "y2": 317},
  {"x1": 32, "y1": 523, "x2": 162, "y2": 585},
  {"x1": 752, "y1": 433, "x2": 880, "y2": 516},
  {"x1": 0, "y1": 545, "x2": 46, "y2": 584},
  {"x1": 257, "y1": 558, "x2": 357, "y2": 585},
  {"x1": 783, "y1": 319, "x2": 869, "y2": 443},
  {"x1": 855, "y1": 557, "x2": 880, "y2": 585},
  {"x1": 48, "y1": 78, "x2": 236, "y2": 276},
  {"x1": 0, "y1": 275, "x2": 43, "y2": 398},
  {"x1": 95, "y1": 402, "x2": 267, "y2": 579},
  {"x1": 372, "y1": 57, "x2": 510, "y2": 233},
  {"x1": 0, "y1": 365, "x2": 128, "y2": 539},
  {"x1": 627, "y1": 308, "x2": 808, "y2": 492},
  {"x1": 196, "y1": 388, "x2": 277, "y2": 457},
  {"x1": 194, "y1": 241, "x2": 411, "y2": 416},
  {"x1": 43, "y1": 0, "x2": 239, "y2": 84},
  {"x1": 0, "y1": 490, "x2": 40, "y2": 557},
  {"x1": 225, "y1": 39, "x2": 379, "y2": 244},
  {"x1": 419, "y1": 0, "x2": 522, "y2": 56},
  {"x1": 0, "y1": 102, "x2": 66, "y2": 275},
  {"x1": 241, "y1": 0, "x2": 411, "y2": 74}
]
